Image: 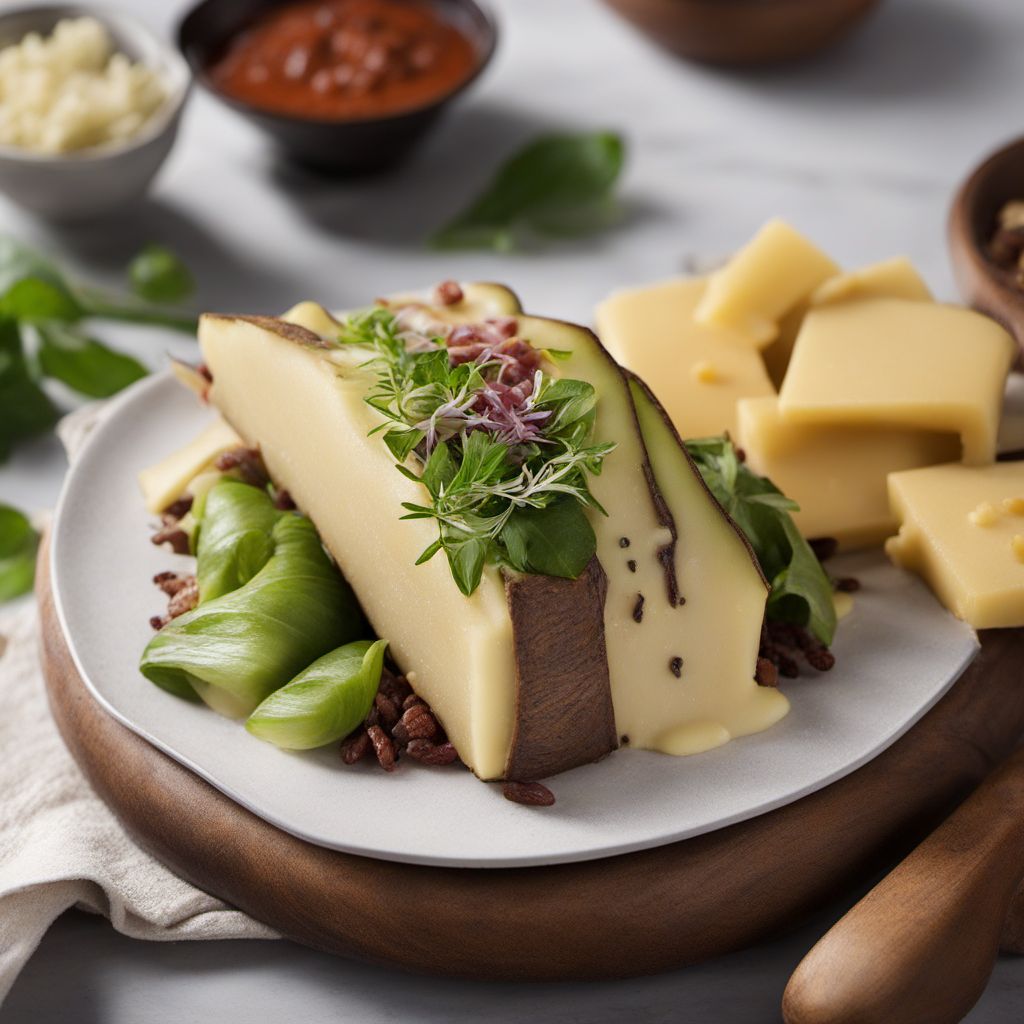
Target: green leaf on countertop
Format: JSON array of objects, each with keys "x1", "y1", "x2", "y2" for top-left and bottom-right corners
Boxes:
[
  {"x1": 431, "y1": 132, "x2": 626, "y2": 251},
  {"x1": 0, "y1": 237, "x2": 84, "y2": 323},
  {"x1": 246, "y1": 639, "x2": 387, "y2": 750},
  {"x1": 129, "y1": 244, "x2": 195, "y2": 305},
  {"x1": 37, "y1": 322, "x2": 147, "y2": 398},
  {"x1": 0, "y1": 503, "x2": 39, "y2": 602},
  {"x1": 685, "y1": 435, "x2": 837, "y2": 647},
  {"x1": 0, "y1": 317, "x2": 57, "y2": 462}
]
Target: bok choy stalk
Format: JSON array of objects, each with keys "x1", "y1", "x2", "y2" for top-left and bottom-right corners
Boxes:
[
  {"x1": 140, "y1": 499, "x2": 367, "y2": 717},
  {"x1": 195, "y1": 479, "x2": 280, "y2": 602},
  {"x1": 247, "y1": 639, "x2": 388, "y2": 750}
]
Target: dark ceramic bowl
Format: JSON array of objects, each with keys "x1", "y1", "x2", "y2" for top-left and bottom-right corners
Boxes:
[
  {"x1": 178, "y1": 0, "x2": 497, "y2": 174},
  {"x1": 600, "y1": 0, "x2": 882, "y2": 66}
]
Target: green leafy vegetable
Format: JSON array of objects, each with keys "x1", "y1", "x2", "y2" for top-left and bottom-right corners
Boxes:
[
  {"x1": 338, "y1": 307, "x2": 613, "y2": 595},
  {"x1": 246, "y1": 639, "x2": 387, "y2": 750},
  {"x1": 0, "y1": 317, "x2": 57, "y2": 461},
  {"x1": 685, "y1": 436, "x2": 837, "y2": 646},
  {"x1": 432, "y1": 132, "x2": 626, "y2": 251},
  {"x1": 140, "y1": 512, "x2": 367, "y2": 715},
  {"x1": 194, "y1": 479, "x2": 281, "y2": 602},
  {"x1": 0, "y1": 236, "x2": 199, "y2": 462},
  {"x1": 129, "y1": 244, "x2": 195, "y2": 305},
  {"x1": 36, "y1": 322, "x2": 147, "y2": 398},
  {"x1": 0, "y1": 504, "x2": 39, "y2": 602}
]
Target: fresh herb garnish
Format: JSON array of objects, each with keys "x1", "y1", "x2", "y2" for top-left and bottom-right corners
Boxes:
[
  {"x1": 431, "y1": 132, "x2": 626, "y2": 251},
  {"x1": 0, "y1": 503, "x2": 39, "y2": 602},
  {"x1": 337, "y1": 307, "x2": 614, "y2": 595},
  {"x1": 129, "y1": 244, "x2": 195, "y2": 305},
  {"x1": 685, "y1": 436, "x2": 837, "y2": 646},
  {"x1": 0, "y1": 237, "x2": 197, "y2": 462}
]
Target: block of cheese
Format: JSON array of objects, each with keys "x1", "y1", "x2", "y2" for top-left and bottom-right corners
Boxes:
[
  {"x1": 198, "y1": 285, "x2": 787, "y2": 781},
  {"x1": 738, "y1": 396, "x2": 959, "y2": 549},
  {"x1": 596, "y1": 276, "x2": 775, "y2": 439},
  {"x1": 886, "y1": 462, "x2": 1024, "y2": 627},
  {"x1": 138, "y1": 417, "x2": 242, "y2": 514},
  {"x1": 810, "y1": 257, "x2": 932, "y2": 307},
  {"x1": 695, "y1": 219, "x2": 839, "y2": 348},
  {"x1": 778, "y1": 299, "x2": 1015, "y2": 466}
]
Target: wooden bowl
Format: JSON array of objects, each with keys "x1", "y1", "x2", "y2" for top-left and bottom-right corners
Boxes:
[
  {"x1": 599, "y1": 0, "x2": 882, "y2": 66},
  {"x1": 949, "y1": 136, "x2": 1024, "y2": 352}
]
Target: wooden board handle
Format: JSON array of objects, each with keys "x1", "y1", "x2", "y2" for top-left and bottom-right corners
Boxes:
[{"x1": 783, "y1": 746, "x2": 1024, "y2": 1024}]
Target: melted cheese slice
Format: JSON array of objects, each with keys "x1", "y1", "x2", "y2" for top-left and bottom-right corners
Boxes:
[
  {"x1": 779, "y1": 299, "x2": 1015, "y2": 466},
  {"x1": 596, "y1": 276, "x2": 775, "y2": 439},
  {"x1": 887, "y1": 462, "x2": 1024, "y2": 627},
  {"x1": 738, "y1": 396, "x2": 959, "y2": 549},
  {"x1": 138, "y1": 417, "x2": 242, "y2": 514},
  {"x1": 695, "y1": 219, "x2": 839, "y2": 347}
]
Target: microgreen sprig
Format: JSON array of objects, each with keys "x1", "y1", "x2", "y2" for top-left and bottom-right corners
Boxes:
[{"x1": 337, "y1": 307, "x2": 614, "y2": 595}]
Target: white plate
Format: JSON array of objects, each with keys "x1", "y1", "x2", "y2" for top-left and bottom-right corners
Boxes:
[{"x1": 51, "y1": 372, "x2": 980, "y2": 868}]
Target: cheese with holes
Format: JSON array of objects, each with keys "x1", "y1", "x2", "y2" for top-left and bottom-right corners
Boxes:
[
  {"x1": 138, "y1": 417, "x2": 242, "y2": 514},
  {"x1": 738, "y1": 396, "x2": 959, "y2": 549},
  {"x1": 778, "y1": 299, "x2": 1014, "y2": 466},
  {"x1": 695, "y1": 219, "x2": 839, "y2": 347},
  {"x1": 197, "y1": 285, "x2": 786, "y2": 780},
  {"x1": 595, "y1": 276, "x2": 774, "y2": 439},
  {"x1": 887, "y1": 462, "x2": 1024, "y2": 627}
]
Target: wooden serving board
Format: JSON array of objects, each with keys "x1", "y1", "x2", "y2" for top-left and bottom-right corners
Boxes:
[{"x1": 37, "y1": 541, "x2": 1024, "y2": 981}]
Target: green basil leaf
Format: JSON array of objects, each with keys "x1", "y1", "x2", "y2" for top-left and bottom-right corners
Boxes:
[
  {"x1": 685, "y1": 435, "x2": 836, "y2": 646},
  {"x1": 0, "y1": 503, "x2": 38, "y2": 602},
  {"x1": 129, "y1": 244, "x2": 195, "y2": 304},
  {"x1": 444, "y1": 530, "x2": 488, "y2": 597},
  {"x1": 36, "y1": 322, "x2": 147, "y2": 398},
  {"x1": 431, "y1": 132, "x2": 625, "y2": 251},
  {"x1": 0, "y1": 317, "x2": 57, "y2": 462},
  {"x1": 500, "y1": 498, "x2": 596, "y2": 580},
  {"x1": 246, "y1": 639, "x2": 386, "y2": 750},
  {"x1": 383, "y1": 426, "x2": 424, "y2": 462},
  {"x1": 0, "y1": 237, "x2": 83, "y2": 323}
]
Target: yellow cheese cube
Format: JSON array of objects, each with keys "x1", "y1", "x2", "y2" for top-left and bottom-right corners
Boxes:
[
  {"x1": 737, "y1": 396, "x2": 958, "y2": 549},
  {"x1": 887, "y1": 462, "x2": 1024, "y2": 627},
  {"x1": 810, "y1": 257, "x2": 932, "y2": 307},
  {"x1": 694, "y1": 219, "x2": 839, "y2": 348},
  {"x1": 778, "y1": 299, "x2": 1015, "y2": 466},
  {"x1": 596, "y1": 276, "x2": 775, "y2": 439},
  {"x1": 137, "y1": 417, "x2": 243, "y2": 514}
]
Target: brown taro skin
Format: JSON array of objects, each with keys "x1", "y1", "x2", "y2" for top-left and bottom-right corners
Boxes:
[{"x1": 208, "y1": 0, "x2": 479, "y2": 121}]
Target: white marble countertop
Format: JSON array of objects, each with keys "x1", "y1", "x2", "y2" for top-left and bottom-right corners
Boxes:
[{"x1": 3, "y1": 0, "x2": 1024, "y2": 1018}]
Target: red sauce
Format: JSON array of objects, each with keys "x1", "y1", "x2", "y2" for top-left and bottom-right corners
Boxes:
[{"x1": 208, "y1": 0, "x2": 480, "y2": 121}]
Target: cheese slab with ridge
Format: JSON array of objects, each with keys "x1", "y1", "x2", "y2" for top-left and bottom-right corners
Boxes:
[
  {"x1": 596, "y1": 276, "x2": 775, "y2": 439},
  {"x1": 694, "y1": 219, "x2": 839, "y2": 348},
  {"x1": 810, "y1": 257, "x2": 932, "y2": 307},
  {"x1": 738, "y1": 396, "x2": 959, "y2": 549},
  {"x1": 778, "y1": 298, "x2": 1015, "y2": 466},
  {"x1": 886, "y1": 462, "x2": 1024, "y2": 627}
]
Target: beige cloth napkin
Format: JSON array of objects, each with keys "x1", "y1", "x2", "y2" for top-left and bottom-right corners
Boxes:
[{"x1": 0, "y1": 402, "x2": 278, "y2": 1007}]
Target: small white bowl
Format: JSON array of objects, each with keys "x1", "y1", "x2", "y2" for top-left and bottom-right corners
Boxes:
[{"x1": 0, "y1": 4, "x2": 191, "y2": 221}]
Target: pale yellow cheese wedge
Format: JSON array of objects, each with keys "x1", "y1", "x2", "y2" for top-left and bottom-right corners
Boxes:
[
  {"x1": 596, "y1": 276, "x2": 775, "y2": 439},
  {"x1": 778, "y1": 299, "x2": 1015, "y2": 466},
  {"x1": 138, "y1": 417, "x2": 242, "y2": 514},
  {"x1": 738, "y1": 396, "x2": 959, "y2": 550},
  {"x1": 887, "y1": 462, "x2": 1024, "y2": 627},
  {"x1": 810, "y1": 256, "x2": 932, "y2": 307},
  {"x1": 694, "y1": 219, "x2": 839, "y2": 348}
]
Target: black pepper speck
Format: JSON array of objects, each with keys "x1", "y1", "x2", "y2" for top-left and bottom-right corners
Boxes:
[
  {"x1": 619, "y1": 537, "x2": 630, "y2": 549},
  {"x1": 669, "y1": 656, "x2": 683, "y2": 678},
  {"x1": 632, "y1": 593, "x2": 645, "y2": 623},
  {"x1": 627, "y1": 559, "x2": 637, "y2": 573}
]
